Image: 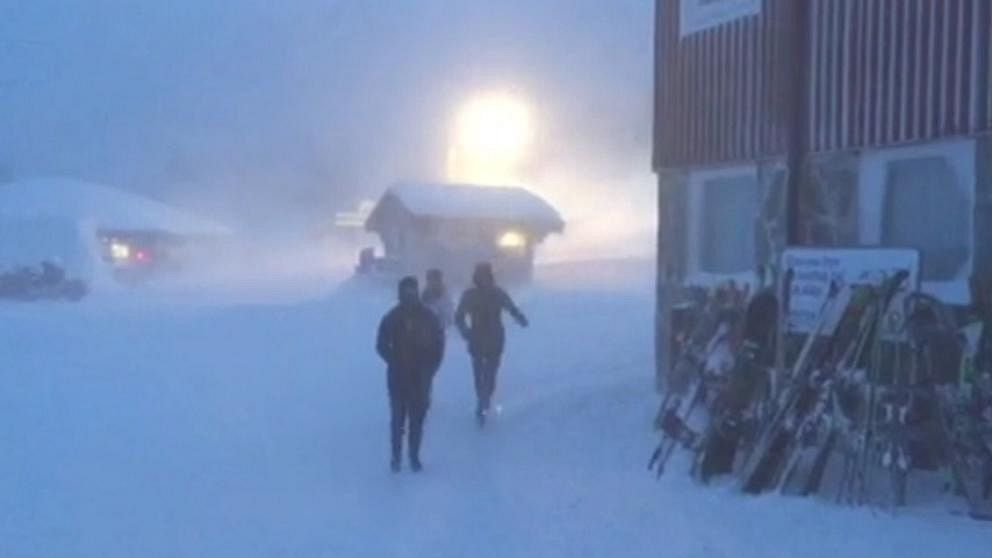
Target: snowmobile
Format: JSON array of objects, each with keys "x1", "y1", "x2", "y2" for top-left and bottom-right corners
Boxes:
[{"x1": 0, "y1": 262, "x2": 88, "y2": 302}]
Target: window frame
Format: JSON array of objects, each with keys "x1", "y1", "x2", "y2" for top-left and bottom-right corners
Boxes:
[
  {"x1": 858, "y1": 139, "x2": 975, "y2": 303},
  {"x1": 685, "y1": 164, "x2": 761, "y2": 287}
]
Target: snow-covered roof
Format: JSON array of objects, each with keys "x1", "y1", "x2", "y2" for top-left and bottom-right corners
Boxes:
[
  {"x1": 368, "y1": 182, "x2": 564, "y2": 232},
  {"x1": 0, "y1": 178, "x2": 232, "y2": 236}
]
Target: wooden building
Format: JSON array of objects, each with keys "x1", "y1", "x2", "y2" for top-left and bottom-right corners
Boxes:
[
  {"x1": 653, "y1": 0, "x2": 992, "y2": 381},
  {"x1": 362, "y1": 182, "x2": 564, "y2": 286}
]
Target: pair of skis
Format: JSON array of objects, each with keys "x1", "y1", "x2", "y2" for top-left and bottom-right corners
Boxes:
[
  {"x1": 737, "y1": 278, "x2": 845, "y2": 493},
  {"x1": 647, "y1": 379, "x2": 706, "y2": 478},
  {"x1": 648, "y1": 320, "x2": 736, "y2": 478},
  {"x1": 692, "y1": 289, "x2": 779, "y2": 483},
  {"x1": 741, "y1": 271, "x2": 909, "y2": 496},
  {"x1": 649, "y1": 285, "x2": 747, "y2": 479}
]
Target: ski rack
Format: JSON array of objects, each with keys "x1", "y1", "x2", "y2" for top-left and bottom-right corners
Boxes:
[{"x1": 649, "y1": 268, "x2": 992, "y2": 520}]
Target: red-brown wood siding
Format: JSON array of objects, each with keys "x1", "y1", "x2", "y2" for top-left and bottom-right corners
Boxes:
[
  {"x1": 654, "y1": 0, "x2": 796, "y2": 168},
  {"x1": 808, "y1": 0, "x2": 992, "y2": 153},
  {"x1": 654, "y1": 0, "x2": 992, "y2": 169}
]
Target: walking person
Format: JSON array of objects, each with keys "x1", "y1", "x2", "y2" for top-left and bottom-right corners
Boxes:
[
  {"x1": 455, "y1": 263, "x2": 528, "y2": 427},
  {"x1": 376, "y1": 276, "x2": 445, "y2": 472},
  {"x1": 421, "y1": 268, "x2": 454, "y2": 330}
]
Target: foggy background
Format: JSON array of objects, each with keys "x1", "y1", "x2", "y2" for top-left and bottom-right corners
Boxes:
[{"x1": 0, "y1": 0, "x2": 655, "y2": 261}]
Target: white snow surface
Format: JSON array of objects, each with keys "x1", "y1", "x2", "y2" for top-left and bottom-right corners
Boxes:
[
  {"x1": 1, "y1": 272, "x2": 988, "y2": 557},
  {"x1": 0, "y1": 178, "x2": 231, "y2": 236},
  {"x1": 382, "y1": 182, "x2": 565, "y2": 231}
]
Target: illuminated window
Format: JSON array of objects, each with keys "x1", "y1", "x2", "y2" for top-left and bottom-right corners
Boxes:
[{"x1": 497, "y1": 231, "x2": 527, "y2": 250}]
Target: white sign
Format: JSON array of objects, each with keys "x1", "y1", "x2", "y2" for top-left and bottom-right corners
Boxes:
[
  {"x1": 781, "y1": 247, "x2": 920, "y2": 333},
  {"x1": 680, "y1": 0, "x2": 761, "y2": 37}
]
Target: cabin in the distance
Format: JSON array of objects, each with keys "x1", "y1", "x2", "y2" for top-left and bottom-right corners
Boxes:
[{"x1": 360, "y1": 181, "x2": 564, "y2": 286}]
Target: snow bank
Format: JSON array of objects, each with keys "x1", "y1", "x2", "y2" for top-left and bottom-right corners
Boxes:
[{"x1": 0, "y1": 178, "x2": 231, "y2": 236}]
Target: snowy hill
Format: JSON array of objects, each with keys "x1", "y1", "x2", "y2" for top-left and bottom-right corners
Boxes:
[
  {"x1": 0, "y1": 284, "x2": 988, "y2": 557},
  {"x1": 0, "y1": 178, "x2": 230, "y2": 236}
]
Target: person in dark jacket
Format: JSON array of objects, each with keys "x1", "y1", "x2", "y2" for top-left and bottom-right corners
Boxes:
[
  {"x1": 421, "y1": 268, "x2": 454, "y2": 330},
  {"x1": 455, "y1": 263, "x2": 528, "y2": 426},
  {"x1": 376, "y1": 276, "x2": 445, "y2": 472}
]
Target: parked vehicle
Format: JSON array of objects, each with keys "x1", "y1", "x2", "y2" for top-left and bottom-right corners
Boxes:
[{"x1": 0, "y1": 262, "x2": 88, "y2": 301}]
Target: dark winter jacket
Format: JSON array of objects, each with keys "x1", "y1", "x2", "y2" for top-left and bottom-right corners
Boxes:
[
  {"x1": 455, "y1": 286, "x2": 527, "y2": 357},
  {"x1": 376, "y1": 303, "x2": 445, "y2": 398}
]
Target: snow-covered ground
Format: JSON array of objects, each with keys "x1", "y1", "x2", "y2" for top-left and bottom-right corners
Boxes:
[{"x1": 1, "y1": 266, "x2": 988, "y2": 558}]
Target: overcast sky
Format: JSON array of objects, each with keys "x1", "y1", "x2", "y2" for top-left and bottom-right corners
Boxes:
[{"x1": 1, "y1": 0, "x2": 654, "y2": 238}]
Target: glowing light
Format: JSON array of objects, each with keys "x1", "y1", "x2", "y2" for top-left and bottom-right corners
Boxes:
[
  {"x1": 497, "y1": 230, "x2": 528, "y2": 250},
  {"x1": 110, "y1": 241, "x2": 131, "y2": 261},
  {"x1": 448, "y1": 92, "x2": 534, "y2": 185}
]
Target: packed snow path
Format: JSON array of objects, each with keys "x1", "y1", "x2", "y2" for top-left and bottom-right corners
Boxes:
[{"x1": 1, "y1": 284, "x2": 988, "y2": 557}]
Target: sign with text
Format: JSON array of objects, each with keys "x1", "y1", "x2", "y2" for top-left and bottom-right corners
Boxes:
[
  {"x1": 781, "y1": 247, "x2": 920, "y2": 333},
  {"x1": 680, "y1": 0, "x2": 761, "y2": 37}
]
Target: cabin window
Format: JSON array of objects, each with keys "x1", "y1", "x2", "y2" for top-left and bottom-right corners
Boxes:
[
  {"x1": 882, "y1": 157, "x2": 970, "y2": 281},
  {"x1": 696, "y1": 173, "x2": 760, "y2": 275},
  {"x1": 859, "y1": 139, "x2": 975, "y2": 303}
]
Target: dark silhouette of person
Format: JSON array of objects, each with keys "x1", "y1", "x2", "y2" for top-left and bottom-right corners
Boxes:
[
  {"x1": 455, "y1": 263, "x2": 528, "y2": 426},
  {"x1": 376, "y1": 276, "x2": 444, "y2": 471}
]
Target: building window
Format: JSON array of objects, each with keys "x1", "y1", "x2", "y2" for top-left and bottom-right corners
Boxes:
[
  {"x1": 882, "y1": 157, "x2": 970, "y2": 281},
  {"x1": 699, "y1": 174, "x2": 759, "y2": 274}
]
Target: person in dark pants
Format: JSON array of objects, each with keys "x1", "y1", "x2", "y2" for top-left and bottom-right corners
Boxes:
[
  {"x1": 455, "y1": 263, "x2": 528, "y2": 426},
  {"x1": 376, "y1": 276, "x2": 444, "y2": 472}
]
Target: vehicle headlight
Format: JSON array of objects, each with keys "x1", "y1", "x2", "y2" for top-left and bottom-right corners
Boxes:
[{"x1": 110, "y1": 241, "x2": 131, "y2": 261}]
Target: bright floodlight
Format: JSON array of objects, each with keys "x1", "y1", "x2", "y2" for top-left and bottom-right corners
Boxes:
[
  {"x1": 455, "y1": 94, "x2": 533, "y2": 159},
  {"x1": 448, "y1": 93, "x2": 533, "y2": 184}
]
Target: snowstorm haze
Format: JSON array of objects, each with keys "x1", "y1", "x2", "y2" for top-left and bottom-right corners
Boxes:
[{"x1": 1, "y1": 0, "x2": 654, "y2": 260}]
